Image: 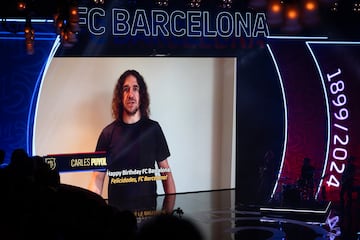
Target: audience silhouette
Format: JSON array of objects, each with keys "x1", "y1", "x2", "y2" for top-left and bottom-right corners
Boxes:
[
  {"x1": 0, "y1": 149, "x2": 5, "y2": 165},
  {"x1": 136, "y1": 213, "x2": 204, "y2": 240},
  {"x1": 0, "y1": 148, "x2": 203, "y2": 240},
  {"x1": 0, "y1": 148, "x2": 139, "y2": 239},
  {"x1": 340, "y1": 155, "x2": 356, "y2": 210}
]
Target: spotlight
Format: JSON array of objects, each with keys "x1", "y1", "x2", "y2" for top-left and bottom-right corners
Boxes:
[
  {"x1": 53, "y1": 0, "x2": 80, "y2": 48},
  {"x1": 282, "y1": 5, "x2": 301, "y2": 33},
  {"x1": 287, "y1": 8, "x2": 298, "y2": 19},
  {"x1": 220, "y1": 0, "x2": 232, "y2": 9},
  {"x1": 305, "y1": 1, "x2": 317, "y2": 11},
  {"x1": 330, "y1": 2, "x2": 339, "y2": 12},
  {"x1": 155, "y1": 0, "x2": 169, "y2": 7},
  {"x1": 94, "y1": 0, "x2": 105, "y2": 4},
  {"x1": 60, "y1": 28, "x2": 78, "y2": 47},
  {"x1": 189, "y1": 0, "x2": 201, "y2": 8},
  {"x1": 17, "y1": 0, "x2": 26, "y2": 11},
  {"x1": 54, "y1": 13, "x2": 65, "y2": 34},
  {"x1": 267, "y1": 1, "x2": 283, "y2": 26},
  {"x1": 353, "y1": 2, "x2": 360, "y2": 12},
  {"x1": 24, "y1": 17, "x2": 35, "y2": 55},
  {"x1": 69, "y1": 6, "x2": 80, "y2": 33},
  {"x1": 303, "y1": 0, "x2": 319, "y2": 26}
]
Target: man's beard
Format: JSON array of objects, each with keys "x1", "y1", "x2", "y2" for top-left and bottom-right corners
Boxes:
[{"x1": 124, "y1": 107, "x2": 139, "y2": 116}]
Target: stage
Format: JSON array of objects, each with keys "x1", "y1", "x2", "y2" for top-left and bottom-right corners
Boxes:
[{"x1": 142, "y1": 189, "x2": 360, "y2": 240}]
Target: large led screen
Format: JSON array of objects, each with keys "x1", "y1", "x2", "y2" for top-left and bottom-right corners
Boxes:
[{"x1": 34, "y1": 57, "x2": 237, "y2": 197}]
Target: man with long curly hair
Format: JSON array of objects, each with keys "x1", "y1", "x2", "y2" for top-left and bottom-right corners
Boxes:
[{"x1": 89, "y1": 69, "x2": 176, "y2": 211}]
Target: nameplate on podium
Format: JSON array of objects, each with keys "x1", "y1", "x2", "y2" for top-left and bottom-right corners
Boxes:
[{"x1": 43, "y1": 151, "x2": 107, "y2": 172}]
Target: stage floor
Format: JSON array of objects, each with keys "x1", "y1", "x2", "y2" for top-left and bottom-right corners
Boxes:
[{"x1": 147, "y1": 189, "x2": 360, "y2": 240}]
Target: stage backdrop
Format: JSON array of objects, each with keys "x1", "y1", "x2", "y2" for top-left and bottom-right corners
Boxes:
[{"x1": 1, "y1": 0, "x2": 360, "y2": 204}]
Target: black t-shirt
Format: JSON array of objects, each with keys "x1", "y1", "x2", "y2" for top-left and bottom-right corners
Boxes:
[{"x1": 96, "y1": 118, "x2": 170, "y2": 210}]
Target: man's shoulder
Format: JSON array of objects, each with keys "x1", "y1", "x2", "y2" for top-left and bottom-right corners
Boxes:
[
  {"x1": 142, "y1": 118, "x2": 160, "y2": 127},
  {"x1": 101, "y1": 120, "x2": 118, "y2": 133}
]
